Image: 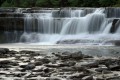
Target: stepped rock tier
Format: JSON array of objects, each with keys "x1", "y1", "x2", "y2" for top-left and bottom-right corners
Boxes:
[{"x1": 0, "y1": 7, "x2": 120, "y2": 45}]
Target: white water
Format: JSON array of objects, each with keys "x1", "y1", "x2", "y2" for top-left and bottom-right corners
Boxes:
[{"x1": 18, "y1": 8, "x2": 120, "y2": 45}]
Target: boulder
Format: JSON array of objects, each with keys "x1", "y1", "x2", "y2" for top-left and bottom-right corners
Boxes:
[
  {"x1": 82, "y1": 76, "x2": 93, "y2": 80},
  {"x1": 69, "y1": 72, "x2": 88, "y2": 79},
  {"x1": 0, "y1": 48, "x2": 9, "y2": 54},
  {"x1": 103, "y1": 40, "x2": 120, "y2": 46},
  {"x1": 110, "y1": 19, "x2": 119, "y2": 33}
]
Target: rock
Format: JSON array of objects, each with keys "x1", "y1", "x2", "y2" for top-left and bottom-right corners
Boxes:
[
  {"x1": 81, "y1": 61, "x2": 99, "y2": 68},
  {"x1": 1, "y1": 49, "x2": 120, "y2": 80},
  {"x1": 107, "y1": 63, "x2": 120, "y2": 71},
  {"x1": 0, "y1": 64, "x2": 11, "y2": 68},
  {"x1": 0, "y1": 48, "x2": 9, "y2": 54},
  {"x1": 20, "y1": 50, "x2": 35, "y2": 54},
  {"x1": 34, "y1": 61, "x2": 43, "y2": 66},
  {"x1": 106, "y1": 76, "x2": 120, "y2": 80},
  {"x1": 20, "y1": 63, "x2": 35, "y2": 70},
  {"x1": 103, "y1": 40, "x2": 120, "y2": 46},
  {"x1": 110, "y1": 19, "x2": 119, "y2": 33},
  {"x1": 40, "y1": 72, "x2": 50, "y2": 77},
  {"x1": 71, "y1": 51, "x2": 83, "y2": 59},
  {"x1": 46, "y1": 77, "x2": 61, "y2": 80},
  {"x1": 40, "y1": 58, "x2": 50, "y2": 64},
  {"x1": 0, "y1": 60, "x2": 18, "y2": 68},
  {"x1": 98, "y1": 59, "x2": 120, "y2": 70},
  {"x1": 68, "y1": 72, "x2": 88, "y2": 79},
  {"x1": 95, "y1": 67, "x2": 108, "y2": 72},
  {"x1": 10, "y1": 61, "x2": 19, "y2": 66},
  {"x1": 0, "y1": 60, "x2": 11, "y2": 64},
  {"x1": 96, "y1": 78, "x2": 104, "y2": 80},
  {"x1": 52, "y1": 51, "x2": 71, "y2": 60},
  {"x1": 14, "y1": 72, "x2": 26, "y2": 77},
  {"x1": 19, "y1": 63, "x2": 28, "y2": 68},
  {"x1": 45, "y1": 64, "x2": 60, "y2": 68},
  {"x1": 60, "y1": 67, "x2": 76, "y2": 71},
  {"x1": 59, "y1": 61, "x2": 76, "y2": 67},
  {"x1": 72, "y1": 66, "x2": 87, "y2": 72},
  {"x1": 8, "y1": 50, "x2": 18, "y2": 54},
  {"x1": 53, "y1": 51, "x2": 84, "y2": 60},
  {"x1": 82, "y1": 76, "x2": 93, "y2": 80},
  {"x1": 24, "y1": 63, "x2": 35, "y2": 70},
  {"x1": 83, "y1": 55, "x2": 93, "y2": 58}
]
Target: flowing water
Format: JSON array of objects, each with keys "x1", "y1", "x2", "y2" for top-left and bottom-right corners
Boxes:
[{"x1": 1, "y1": 8, "x2": 120, "y2": 45}]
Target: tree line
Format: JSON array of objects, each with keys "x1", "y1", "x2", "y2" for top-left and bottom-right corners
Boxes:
[{"x1": 0, "y1": 0, "x2": 120, "y2": 8}]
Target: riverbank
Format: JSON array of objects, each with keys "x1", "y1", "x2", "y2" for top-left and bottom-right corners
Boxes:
[
  {"x1": 0, "y1": 43, "x2": 120, "y2": 56},
  {"x1": 0, "y1": 47, "x2": 120, "y2": 80}
]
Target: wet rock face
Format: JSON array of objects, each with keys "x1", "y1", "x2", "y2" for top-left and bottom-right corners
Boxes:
[
  {"x1": 110, "y1": 19, "x2": 119, "y2": 33},
  {"x1": 0, "y1": 17, "x2": 24, "y2": 31},
  {"x1": 103, "y1": 40, "x2": 120, "y2": 46},
  {"x1": 0, "y1": 48, "x2": 120, "y2": 80}
]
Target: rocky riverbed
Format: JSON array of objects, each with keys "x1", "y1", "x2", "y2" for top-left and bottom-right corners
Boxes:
[{"x1": 0, "y1": 48, "x2": 120, "y2": 80}]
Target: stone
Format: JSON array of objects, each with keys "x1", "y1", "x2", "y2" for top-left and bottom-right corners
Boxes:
[
  {"x1": 40, "y1": 58, "x2": 50, "y2": 64},
  {"x1": 60, "y1": 67, "x2": 75, "y2": 71},
  {"x1": 82, "y1": 76, "x2": 93, "y2": 80},
  {"x1": 46, "y1": 77, "x2": 61, "y2": 80},
  {"x1": 68, "y1": 72, "x2": 88, "y2": 79},
  {"x1": 95, "y1": 67, "x2": 108, "y2": 72},
  {"x1": 98, "y1": 59, "x2": 120, "y2": 70},
  {"x1": 14, "y1": 72, "x2": 26, "y2": 77},
  {"x1": 52, "y1": 52, "x2": 71, "y2": 60},
  {"x1": 8, "y1": 50, "x2": 18, "y2": 54},
  {"x1": 34, "y1": 61, "x2": 43, "y2": 66},
  {"x1": 83, "y1": 55, "x2": 93, "y2": 58},
  {"x1": 103, "y1": 40, "x2": 120, "y2": 46},
  {"x1": 0, "y1": 60, "x2": 18, "y2": 68},
  {"x1": 20, "y1": 63, "x2": 35, "y2": 70},
  {"x1": 53, "y1": 51, "x2": 84, "y2": 60},
  {"x1": 45, "y1": 64, "x2": 60, "y2": 68},
  {"x1": 24, "y1": 63, "x2": 35, "y2": 70},
  {"x1": 20, "y1": 50, "x2": 35, "y2": 55},
  {"x1": 71, "y1": 51, "x2": 83, "y2": 59},
  {"x1": 72, "y1": 66, "x2": 87, "y2": 72},
  {"x1": 59, "y1": 61, "x2": 76, "y2": 67},
  {"x1": 106, "y1": 76, "x2": 120, "y2": 80},
  {"x1": 107, "y1": 63, "x2": 120, "y2": 71},
  {"x1": 81, "y1": 61, "x2": 99, "y2": 68},
  {"x1": 110, "y1": 19, "x2": 119, "y2": 33},
  {"x1": 0, "y1": 48, "x2": 9, "y2": 54},
  {"x1": 96, "y1": 78, "x2": 104, "y2": 80}
]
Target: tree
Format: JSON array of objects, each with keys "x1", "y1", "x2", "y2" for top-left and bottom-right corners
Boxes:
[
  {"x1": 50, "y1": 0, "x2": 59, "y2": 7},
  {"x1": 36, "y1": 0, "x2": 52, "y2": 7},
  {"x1": 1, "y1": 0, "x2": 12, "y2": 7},
  {"x1": 68, "y1": 0, "x2": 78, "y2": 7},
  {"x1": 114, "y1": 0, "x2": 120, "y2": 7},
  {"x1": 59, "y1": 0, "x2": 69, "y2": 7},
  {"x1": 0, "y1": 0, "x2": 119, "y2": 7},
  {"x1": 99, "y1": 0, "x2": 117, "y2": 7},
  {"x1": 0, "y1": 0, "x2": 6, "y2": 6}
]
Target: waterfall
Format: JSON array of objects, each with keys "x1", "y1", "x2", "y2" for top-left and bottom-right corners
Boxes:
[
  {"x1": 1, "y1": 7, "x2": 120, "y2": 45},
  {"x1": 19, "y1": 8, "x2": 120, "y2": 44}
]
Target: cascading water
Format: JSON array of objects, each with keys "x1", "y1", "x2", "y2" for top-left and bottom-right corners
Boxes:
[{"x1": 1, "y1": 8, "x2": 120, "y2": 45}]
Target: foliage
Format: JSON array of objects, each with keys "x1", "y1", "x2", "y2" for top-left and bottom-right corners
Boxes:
[
  {"x1": 1, "y1": 1, "x2": 13, "y2": 7},
  {"x1": 99, "y1": 0, "x2": 117, "y2": 7},
  {"x1": 68, "y1": 0, "x2": 79, "y2": 7},
  {"x1": 0, "y1": 0, "x2": 120, "y2": 7},
  {"x1": 50, "y1": 0, "x2": 59, "y2": 7},
  {"x1": 114, "y1": 0, "x2": 120, "y2": 7}
]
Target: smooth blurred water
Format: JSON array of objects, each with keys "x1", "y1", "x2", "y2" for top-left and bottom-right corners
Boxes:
[{"x1": 2, "y1": 8, "x2": 120, "y2": 45}]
